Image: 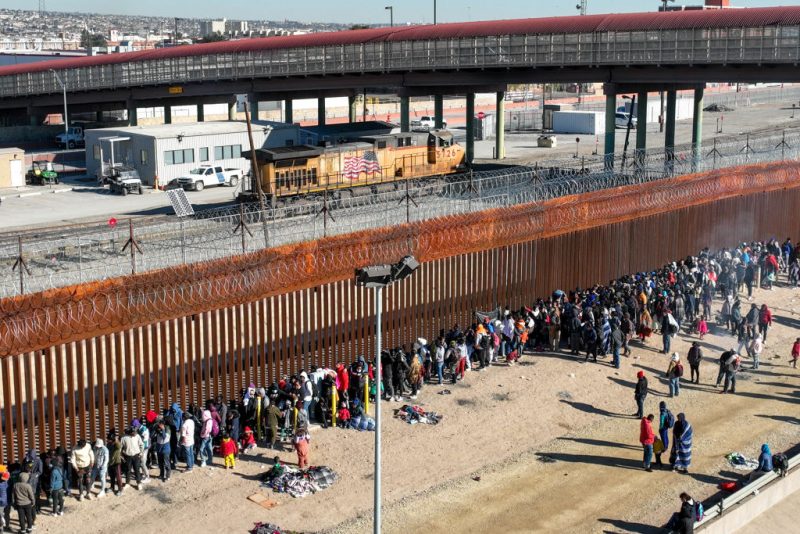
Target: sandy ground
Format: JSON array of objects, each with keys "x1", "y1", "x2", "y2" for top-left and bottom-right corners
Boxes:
[{"x1": 18, "y1": 280, "x2": 800, "y2": 534}]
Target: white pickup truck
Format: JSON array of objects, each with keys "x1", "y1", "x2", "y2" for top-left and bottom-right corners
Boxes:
[
  {"x1": 410, "y1": 115, "x2": 447, "y2": 131},
  {"x1": 175, "y1": 165, "x2": 242, "y2": 191}
]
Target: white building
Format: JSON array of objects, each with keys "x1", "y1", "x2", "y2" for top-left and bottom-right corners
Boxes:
[
  {"x1": 199, "y1": 19, "x2": 227, "y2": 37},
  {"x1": 84, "y1": 121, "x2": 300, "y2": 186}
]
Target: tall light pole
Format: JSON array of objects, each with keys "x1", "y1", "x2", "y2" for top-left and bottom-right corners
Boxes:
[
  {"x1": 355, "y1": 256, "x2": 419, "y2": 534},
  {"x1": 385, "y1": 6, "x2": 393, "y2": 27},
  {"x1": 576, "y1": 0, "x2": 588, "y2": 15},
  {"x1": 433, "y1": 0, "x2": 437, "y2": 24},
  {"x1": 49, "y1": 69, "x2": 68, "y2": 135}
]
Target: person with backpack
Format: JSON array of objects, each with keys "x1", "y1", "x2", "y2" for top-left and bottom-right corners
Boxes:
[
  {"x1": 721, "y1": 351, "x2": 740, "y2": 394},
  {"x1": 687, "y1": 342, "x2": 703, "y2": 384},
  {"x1": 49, "y1": 456, "x2": 65, "y2": 516},
  {"x1": 666, "y1": 353, "x2": 684, "y2": 397},
  {"x1": 655, "y1": 401, "x2": 675, "y2": 469},
  {"x1": 199, "y1": 409, "x2": 215, "y2": 467},
  {"x1": 166, "y1": 403, "x2": 183, "y2": 470},
  {"x1": 634, "y1": 371, "x2": 648, "y2": 418},
  {"x1": 662, "y1": 312, "x2": 678, "y2": 355},
  {"x1": 21, "y1": 449, "x2": 42, "y2": 517}
]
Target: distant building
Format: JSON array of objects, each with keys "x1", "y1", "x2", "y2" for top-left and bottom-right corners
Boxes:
[
  {"x1": 199, "y1": 19, "x2": 226, "y2": 37},
  {"x1": 225, "y1": 20, "x2": 248, "y2": 35}
]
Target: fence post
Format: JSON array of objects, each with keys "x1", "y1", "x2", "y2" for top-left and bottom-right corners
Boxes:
[
  {"x1": 11, "y1": 236, "x2": 30, "y2": 295},
  {"x1": 180, "y1": 220, "x2": 187, "y2": 264},
  {"x1": 77, "y1": 236, "x2": 83, "y2": 284},
  {"x1": 121, "y1": 219, "x2": 142, "y2": 275}
]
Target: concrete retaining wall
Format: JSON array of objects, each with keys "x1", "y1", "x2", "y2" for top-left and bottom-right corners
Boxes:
[{"x1": 699, "y1": 469, "x2": 800, "y2": 533}]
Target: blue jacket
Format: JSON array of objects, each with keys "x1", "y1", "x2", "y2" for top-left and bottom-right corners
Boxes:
[
  {"x1": 0, "y1": 481, "x2": 7, "y2": 508},
  {"x1": 50, "y1": 465, "x2": 64, "y2": 491}
]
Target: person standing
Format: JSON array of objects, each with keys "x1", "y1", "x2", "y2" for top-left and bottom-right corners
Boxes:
[
  {"x1": 154, "y1": 421, "x2": 171, "y2": 482},
  {"x1": 640, "y1": 414, "x2": 656, "y2": 472},
  {"x1": 107, "y1": 433, "x2": 124, "y2": 496},
  {"x1": 293, "y1": 427, "x2": 311, "y2": 471},
  {"x1": 666, "y1": 353, "x2": 683, "y2": 398},
  {"x1": 791, "y1": 337, "x2": 800, "y2": 369},
  {"x1": 120, "y1": 426, "x2": 144, "y2": 490},
  {"x1": 721, "y1": 351, "x2": 740, "y2": 394},
  {"x1": 48, "y1": 457, "x2": 65, "y2": 516},
  {"x1": 13, "y1": 473, "x2": 35, "y2": 533},
  {"x1": 180, "y1": 414, "x2": 196, "y2": 472},
  {"x1": 687, "y1": 342, "x2": 703, "y2": 384},
  {"x1": 611, "y1": 322, "x2": 624, "y2": 369},
  {"x1": 90, "y1": 439, "x2": 108, "y2": 498},
  {"x1": 0, "y1": 470, "x2": 8, "y2": 530},
  {"x1": 634, "y1": 371, "x2": 648, "y2": 418},
  {"x1": 655, "y1": 401, "x2": 674, "y2": 469},
  {"x1": 434, "y1": 338, "x2": 446, "y2": 385},
  {"x1": 69, "y1": 439, "x2": 94, "y2": 501},
  {"x1": 716, "y1": 349, "x2": 735, "y2": 387},
  {"x1": 758, "y1": 304, "x2": 773, "y2": 342},
  {"x1": 749, "y1": 334, "x2": 764, "y2": 370},
  {"x1": 671, "y1": 413, "x2": 693, "y2": 473},
  {"x1": 199, "y1": 409, "x2": 214, "y2": 467}
]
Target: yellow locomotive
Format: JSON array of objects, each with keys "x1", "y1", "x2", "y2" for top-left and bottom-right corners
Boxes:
[{"x1": 241, "y1": 130, "x2": 465, "y2": 202}]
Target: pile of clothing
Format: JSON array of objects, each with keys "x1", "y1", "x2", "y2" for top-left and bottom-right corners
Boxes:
[
  {"x1": 263, "y1": 465, "x2": 338, "y2": 498},
  {"x1": 395, "y1": 405, "x2": 443, "y2": 425},
  {"x1": 250, "y1": 523, "x2": 303, "y2": 534},
  {"x1": 726, "y1": 452, "x2": 759, "y2": 471}
]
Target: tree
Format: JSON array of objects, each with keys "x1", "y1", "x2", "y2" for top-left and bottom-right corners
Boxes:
[
  {"x1": 350, "y1": 24, "x2": 371, "y2": 30},
  {"x1": 80, "y1": 30, "x2": 107, "y2": 49},
  {"x1": 200, "y1": 32, "x2": 228, "y2": 43}
]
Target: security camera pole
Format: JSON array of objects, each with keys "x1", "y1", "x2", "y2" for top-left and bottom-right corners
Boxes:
[{"x1": 355, "y1": 255, "x2": 419, "y2": 534}]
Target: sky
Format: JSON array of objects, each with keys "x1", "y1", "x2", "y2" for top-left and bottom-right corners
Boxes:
[{"x1": 6, "y1": 0, "x2": 797, "y2": 24}]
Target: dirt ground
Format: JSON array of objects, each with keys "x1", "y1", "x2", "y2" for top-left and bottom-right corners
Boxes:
[{"x1": 22, "y1": 281, "x2": 800, "y2": 534}]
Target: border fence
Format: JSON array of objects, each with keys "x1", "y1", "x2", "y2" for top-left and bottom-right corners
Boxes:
[{"x1": 0, "y1": 158, "x2": 799, "y2": 462}]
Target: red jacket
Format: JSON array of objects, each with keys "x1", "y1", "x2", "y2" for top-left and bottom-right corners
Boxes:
[
  {"x1": 759, "y1": 307, "x2": 772, "y2": 326},
  {"x1": 639, "y1": 418, "x2": 655, "y2": 445},
  {"x1": 792, "y1": 341, "x2": 800, "y2": 359},
  {"x1": 336, "y1": 364, "x2": 350, "y2": 392},
  {"x1": 220, "y1": 437, "x2": 238, "y2": 457}
]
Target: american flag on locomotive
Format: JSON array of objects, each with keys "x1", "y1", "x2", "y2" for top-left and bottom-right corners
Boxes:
[{"x1": 342, "y1": 151, "x2": 382, "y2": 180}]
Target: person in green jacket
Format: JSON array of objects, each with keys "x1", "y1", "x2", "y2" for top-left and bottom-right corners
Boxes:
[{"x1": 107, "y1": 433, "x2": 124, "y2": 496}]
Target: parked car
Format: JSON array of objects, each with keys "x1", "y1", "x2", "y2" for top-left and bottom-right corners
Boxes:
[
  {"x1": 411, "y1": 116, "x2": 446, "y2": 131},
  {"x1": 615, "y1": 112, "x2": 638, "y2": 129},
  {"x1": 175, "y1": 165, "x2": 243, "y2": 191}
]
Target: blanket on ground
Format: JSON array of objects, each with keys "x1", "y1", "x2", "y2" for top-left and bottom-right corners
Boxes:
[
  {"x1": 726, "y1": 452, "x2": 759, "y2": 471},
  {"x1": 262, "y1": 465, "x2": 338, "y2": 498},
  {"x1": 395, "y1": 405, "x2": 443, "y2": 425}
]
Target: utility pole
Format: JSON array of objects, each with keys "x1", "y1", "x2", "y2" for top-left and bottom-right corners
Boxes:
[
  {"x1": 576, "y1": 0, "x2": 588, "y2": 15},
  {"x1": 433, "y1": 0, "x2": 437, "y2": 24},
  {"x1": 385, "y1": 6, "x2": 393, "y2": 27},
  {"x1": 174, "y1": 17, "x2": 180, "y2": 45}
]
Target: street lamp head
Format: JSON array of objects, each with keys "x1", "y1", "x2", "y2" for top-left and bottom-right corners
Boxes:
[{"x1": 392, "y1": 255, "x2": 419, "y2": 282}]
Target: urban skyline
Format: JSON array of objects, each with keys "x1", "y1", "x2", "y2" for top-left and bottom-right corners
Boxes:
[{"x1": 3, "y1": 0, "x2": 793, "y2": 24}]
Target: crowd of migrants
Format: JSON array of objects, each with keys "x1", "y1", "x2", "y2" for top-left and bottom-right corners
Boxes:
[{"x1": 0, "y1": 238, "x2": 798, "y2": 533}]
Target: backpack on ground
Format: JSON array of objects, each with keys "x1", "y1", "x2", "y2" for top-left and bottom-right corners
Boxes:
[
  {"x1": 675, "y1": 363, "x2": 684, "y2": 378},
  {"x1": 773, "y1": 453, "x2": 789, "y2": 476},
  {"x1": 664, "y1": 409, "x2": 675, "y2": 429},
  {"x1": 694, "y1": 501, "x2": 704, "y2": 522}
]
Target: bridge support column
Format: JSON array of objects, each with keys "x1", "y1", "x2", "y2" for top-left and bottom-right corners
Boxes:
[
  {"x1": 228, "y1": 100, "x2": 236, "y2": 121},
  {"x1": 196, "y1": 104, "x2": 205, "y2": 122},
  {"x1": 96, "y1": 111, "x2": 103, "y2": 123},
  {"x1": 604, "y1": 89, "x2": 616, "y2": 169},
  {"x1": 127, "y1": 100, "x2": 138, "y2": 127},
  {"x1": 317, "y1": 97, "x2": 326, "y2": 126},
  {"x1": 348, "y1": 95, "x2": 358, "y2": 123},
  {"x1": 249, "y1": 95, "x2": 260, "y2": 120},
  {"x1": 285, "y1": 99, "x2": 293, "y2": 124},
  {"x1": 466, "y1": 92, "x2": 475, "y2": 165},
  {"x1": 692, "y1": 86, "x2": 704, "y2": 172},
  {"x1": 665, "y1": 90, "x2": 677, "y2": 174},
  {"x1": 164, "y1": 105, "x2": 172, "y2": 124},
  {"x1": 400, "y1": 95, "x2": 410, "y2": 132},
  {"x1": 495, "y1": 91, "x2": 505, "y2": 159},
  {"x1": 434, "y1": 95, "x2": 444, "y2": 129},
  {"x1": 635, "y1": 91, "x2": 648, "y2": 167}
]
